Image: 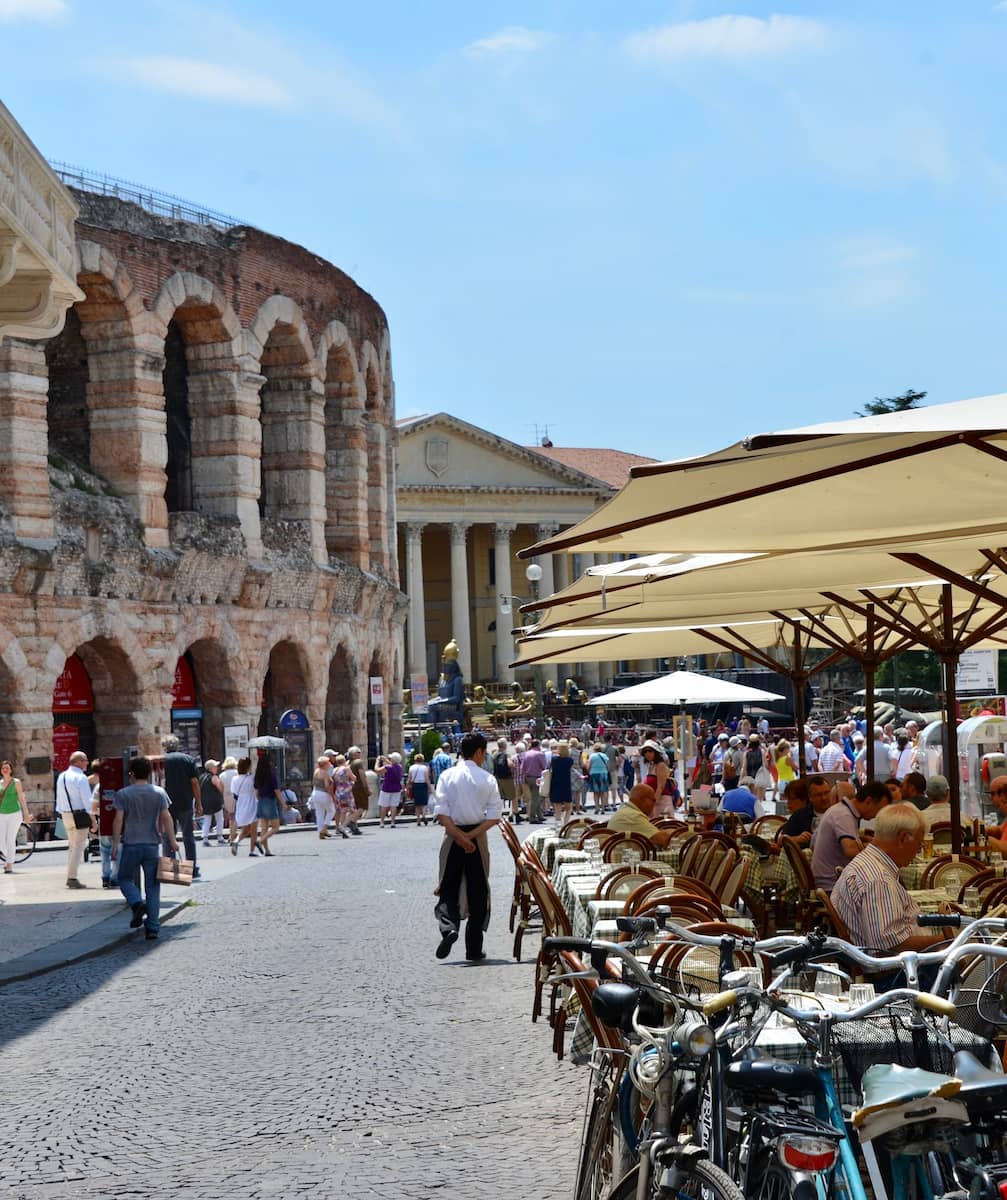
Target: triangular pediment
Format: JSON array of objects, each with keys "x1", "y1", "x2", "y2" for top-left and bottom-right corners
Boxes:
[{"x1": 396, "y1": 413, "x2": 613, "y2": 492}]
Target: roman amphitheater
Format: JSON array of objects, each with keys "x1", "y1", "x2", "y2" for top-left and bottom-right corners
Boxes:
[{"x1": 0, "y1": 152, "x2": 405, "y2": 810}]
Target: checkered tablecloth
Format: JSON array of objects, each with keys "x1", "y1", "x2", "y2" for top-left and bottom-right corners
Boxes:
[
  {"x1": 900, "y1": 858, "x2": 928, "y2": 890},
  {"x1": 525, "y1": 830, "x2": 574, "y2": 871}
]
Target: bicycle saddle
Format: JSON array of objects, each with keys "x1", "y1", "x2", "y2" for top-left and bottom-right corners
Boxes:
[
  {"x1": 852, "y1": 1064, "x2": 967, "y2": 1143},
  {"x1": 723, "y1": 1047, "x2": 821, "y2": 1097},
  {"x1": 951, "y1": 1049, "x2": 1007, "y2": 1121}
]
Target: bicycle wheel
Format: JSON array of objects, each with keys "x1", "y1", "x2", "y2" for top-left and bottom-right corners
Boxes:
[
  {"x1": 605, "y1": 1157, "x2": 745, "y2": 1200},
  {"x1": 576, "y1": 1064, "x2": 630, "y2": 1200}
]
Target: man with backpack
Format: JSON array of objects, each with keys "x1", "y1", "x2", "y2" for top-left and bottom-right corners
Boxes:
[{"x1": 491, "y1": 738, "x2": 518, "y2": 823}]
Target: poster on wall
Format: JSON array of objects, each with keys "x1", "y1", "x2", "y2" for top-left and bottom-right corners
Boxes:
[
  {"x1": 52, "y1": 723, "x2": 80, "y2": 772},
  {"x1": 369, "y1": 677, "x2": 384, "y2": 707},
  {"x1": 170, "y1": 710, "x2": 203, "y2": 764},
  {"x1": 223, "y1": 724, "x2": 249, "y2": 761}
]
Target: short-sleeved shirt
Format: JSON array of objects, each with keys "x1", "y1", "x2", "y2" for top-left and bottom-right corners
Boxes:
[
  {"x1": 720, "y1": 786, "x2": 757, "y2": 822},
  {"x1": 433, "y1": 759, "x2": 502, "y2": 824},
  {"x1": 163, "y1": 752, "x2": 198, "y2": 809},
  {"x1": 781, "y1": 804, "x2": 813, "y2": 839},
  {"x1": 812, "y1": 798, "x2": 862, "y2": 892},
  {"x1": 831, "y1": 843, "x2": 920, "y2": 951},
  {"x1": 114, "y1": 783, "x2": 170, "y2": 844},
  {"x1": 606, "y1": 802, "x2": 659, "y2": 840}
]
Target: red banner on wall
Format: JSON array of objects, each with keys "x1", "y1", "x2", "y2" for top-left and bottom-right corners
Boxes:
[
  {"x1": 171, "y1": 656, "x2": 198, "y2": 709},
  {"x1": 52, "y1": 654, "x2": 94, "y2": 713},
  {"x1": 52, "y1": 723, "x2": 80, "y2": 772}
]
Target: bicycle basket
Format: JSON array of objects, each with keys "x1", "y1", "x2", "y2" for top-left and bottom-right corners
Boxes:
[{"x1": 831, "y1": 1010, "x2": 997, "y2": 1093}]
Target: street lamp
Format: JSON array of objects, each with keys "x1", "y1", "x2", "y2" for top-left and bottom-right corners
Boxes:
[{"x1": 498, "y1": 562, "x2": 546, "y2": 729}]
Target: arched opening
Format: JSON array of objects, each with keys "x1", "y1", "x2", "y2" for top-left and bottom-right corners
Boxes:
[
  {"x1": 179, "y1": 637, "x2": 241, "y2": 763},
  {"x1": 163, "y1": 319, "x2": 193, "y2": 513},
  {"x1": 324, "y1": 342, "x2": 367, "y2": 567},
  {"x1": 44, "y1": 307, "x2": 91, "y2": 469},
  {"x1": 52, "y1": 641, "x2": 142, "y2": 770},
  {"x1": 168, "y1": 649, "x2": 203, "y2": 761},
  {"x1": 325, "y1": 644, "x2": 356, "y2": 751},
  {"x1": 258, "y1": 640, "x2": 311, "y2": 736},
  {"x1": 258, "y1": 322, "x2": 312, "y2": 522},
  {"x1": 365, "y1": 359, "x2": 387, "y2": 574}
]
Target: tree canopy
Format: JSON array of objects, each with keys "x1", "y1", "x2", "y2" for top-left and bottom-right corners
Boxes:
[{"x1": 857, "y1": 388, "x2": 927, "y2": 417}]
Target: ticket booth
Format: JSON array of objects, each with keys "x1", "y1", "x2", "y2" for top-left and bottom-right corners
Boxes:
[
  {"x1": 278, "y1": 709, "x2": 312, "y2": 791},
  {"x1": 918, "y1": 720, "x2": 946, "y2": 780},
  {"x1": 170, "y1": 654, "x2": 203, "y2": 764}
]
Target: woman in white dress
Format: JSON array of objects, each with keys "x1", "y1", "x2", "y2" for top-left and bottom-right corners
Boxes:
[{"x1": 230, "y1": 757, "x2": 262, "y2": 856}]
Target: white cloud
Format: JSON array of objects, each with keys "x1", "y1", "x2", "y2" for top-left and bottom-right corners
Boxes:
[
  {"x1": 625, "y1": 14, "x2": 828, "y2": 61},
  {"x1": 120, "y1": 56, "x2": 292, "y2": 108},
  {"x1": 0, "y1": 0, "x2": 67, "y2": 21},
  {"x1": 463, "y1": 26, "x2": 553, "y2": 58}
]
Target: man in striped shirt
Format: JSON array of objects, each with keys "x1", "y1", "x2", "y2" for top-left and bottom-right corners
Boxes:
[{"x1": 831, "y1": 803, "x2": 952, "y2": 961}]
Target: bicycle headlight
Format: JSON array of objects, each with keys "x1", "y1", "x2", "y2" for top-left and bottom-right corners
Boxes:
[{"x1": 682, "y1": 1022, "x2": 716, "y2": 1057}]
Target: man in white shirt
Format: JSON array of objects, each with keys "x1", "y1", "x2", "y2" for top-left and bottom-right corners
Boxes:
[
  {"x1": 433, "y1": 732, "x2": 502, "y2": 963},
  {"x1": 55, "y1": 750, "x2": 98, "y2": 889}
]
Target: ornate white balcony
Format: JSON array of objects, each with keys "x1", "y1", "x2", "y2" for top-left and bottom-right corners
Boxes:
[{"x1": 0, "y1": 100, "x2": 83, "y2": 340}]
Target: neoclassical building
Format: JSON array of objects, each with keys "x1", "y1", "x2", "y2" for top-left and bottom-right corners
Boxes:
[
  {"x1": 0, "y1": 140, "x2": 405, "y2": 809},
  {"x1": 395, "y1": 413, "x2": 654, "y2": 692}
]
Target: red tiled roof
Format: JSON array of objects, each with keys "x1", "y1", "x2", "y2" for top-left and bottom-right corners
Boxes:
[{"x1": 526, "y1": 446, "x2": 657, "y2": 489}]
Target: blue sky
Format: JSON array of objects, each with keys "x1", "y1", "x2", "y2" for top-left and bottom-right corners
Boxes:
[{"x1": 3, "y1": 1, "x2": 1006, "y2": 460}]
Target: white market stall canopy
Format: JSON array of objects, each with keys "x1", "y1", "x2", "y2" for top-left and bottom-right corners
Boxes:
[{"x1": 587, "y1": 669, "x2": 785, "y2": 708}]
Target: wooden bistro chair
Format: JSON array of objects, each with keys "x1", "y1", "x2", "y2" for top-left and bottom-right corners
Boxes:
[
  {"x1": 929, "y1": 822, "x2": 956, "y2": 850},
  {"x1": 550, "y1": 949, "x2": 623, "y2": 1062},
  {"x1": 594, "y1": 864, "x2": 662, "y2": 902},
  {"x1": 630, "y1": 893, "x2": 726, "y2": 928},
  {"x1": 752, "y1": 814, "x2": 786, "y2": 839},
  {"x1": 919, "y1": 854, "x2": 985, "y2": 892},
  {"x1": 649, "y1": 922, "x2": 766, "y2": 995},
  {"x1": 577, "y1": 826, "x2": 618, "y2": 851},
  {"x1": 511, "y1": 851, "x2": 543, "y2": 962},
  {"x1": 602, "y1": 832, "x2": 656, "y2": 864},
  {"x1": 560, "y1": 816, "x2": 602, "y2": 840},
  {"x1": 779, "y1": 835, "x2": 825, "y2": 933},
  {"x1": 522, "y1": 864, "x2": 572, "y2": 1026},
  {"x1": 498, "y1": 818, "x2": 525, "y2": 935}
]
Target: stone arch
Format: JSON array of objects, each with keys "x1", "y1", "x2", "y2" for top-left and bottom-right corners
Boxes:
[
  {"x1": 49, "y1": 635, "x2": 144, "y2": 760},
  {"x1": 46, "y1": 244, "x2": 147, "y2": 515},
  {"x1": 163, "y1": 616, "x2": 245, "y2": 761},
  {"x1": 366, "y1": 648, "x2": 388, "y2": 760},
  {"x1": 258, "y1": 638, "x2": 313, "y2": 736},
  {"x1": 251, "y1": 299, "x2": 326, "y2": 561},
  {"x1": 361, "y1": 342, "x2": 388, "y2": 574},
  {"x1": 149, "y1": 273, "x2": 243, "y2": 527},
  {"x1": 324, "y1": 643, "x2": 357, "y2": 752},
  {"x1": 319, "y1": 321, "x2": 368, "y2": 568}
]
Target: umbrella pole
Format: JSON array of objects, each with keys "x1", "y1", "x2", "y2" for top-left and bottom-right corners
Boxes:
[
  {"x1": 792, "y1": 625, "x2": 807, "y2": 780},
  {"x1": 940, "y1": 584, "x2": 963, "y2": 856},
  {"x1": 864, "y1": 604, "x2": 876, "y2": 783}
]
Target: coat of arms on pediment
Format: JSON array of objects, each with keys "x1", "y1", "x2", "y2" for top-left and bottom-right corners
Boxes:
[{"x1": 425, "y1": 436, "x2": 449, "y2": 478}]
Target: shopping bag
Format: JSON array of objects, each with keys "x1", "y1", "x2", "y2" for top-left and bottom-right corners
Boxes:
[{"x1": 156, "y1": 855, "x2": 193, "y2": 886}]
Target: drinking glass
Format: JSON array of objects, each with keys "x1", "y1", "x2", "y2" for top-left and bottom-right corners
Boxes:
[
  {"x1": 848, "y1": 983, "x2": 876, "y2": 1008},
  {"x1": 623, "y1": 849, "x2": 642, "y2": 869},
  {"x1": 991, "y1": 852, "x2": 1003, "y2": 868},
  {"x1": 814, "y1": 962, "x2": 842, "y2": 997},
  {"x1": 965, "y1": 887, "x2": 981, "y2": 910},
  {"x1": 922, "y1": 835, "x2": 934, "y2": 861}
]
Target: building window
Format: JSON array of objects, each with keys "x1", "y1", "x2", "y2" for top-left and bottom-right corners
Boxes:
[{"x1": 488, "y1": 548, "x2": 496, "y2": 587}]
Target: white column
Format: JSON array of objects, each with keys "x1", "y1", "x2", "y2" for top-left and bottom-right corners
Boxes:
[
  {"x1": 579, "y1": 552, "x2": 602, "y2": 692},
  {"x1": 494, "y1": 522, "x2": 516, "y2": 683},
  {"x1": 404, "y1": 522, "x2": 426, "y2": 679},
  {"x1": 449, "y1": 521, "x2": 472, "y2": 683}
]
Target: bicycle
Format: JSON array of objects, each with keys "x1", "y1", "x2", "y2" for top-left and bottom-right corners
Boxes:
[{"x1": 0, "y1": 820, "x2": 36, "y2": 865}]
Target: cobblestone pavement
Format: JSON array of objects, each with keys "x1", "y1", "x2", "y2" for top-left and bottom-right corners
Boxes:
[{"x1": 3, "y1": 825, "x2": 582, "y2": 1198}]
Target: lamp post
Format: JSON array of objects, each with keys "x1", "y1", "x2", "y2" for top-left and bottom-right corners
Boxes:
[{"x1": 499, "y1": 562, "x2": 546, "y2": 731}]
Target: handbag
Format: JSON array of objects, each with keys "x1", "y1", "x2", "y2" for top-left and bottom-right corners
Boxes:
[
  {"x1": 157, "y1": 855, "x2": 194, "y2": 886},
  {"x1": 538, "y1": 769, "x2": 552, "y2": 798},
  {"x1": 62, "y1": 777, "x2": 93, "y2": 830}
]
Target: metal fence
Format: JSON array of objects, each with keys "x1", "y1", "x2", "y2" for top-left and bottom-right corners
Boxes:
[{"x1": 50, "y1": 161, "x2": 247, "y2": 231}]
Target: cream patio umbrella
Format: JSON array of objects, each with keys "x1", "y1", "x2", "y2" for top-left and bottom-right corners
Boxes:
[
  {"x1": 517, "y1": 392, "x2": 1007, "y2": 561},
  {"x1": 586, "y1": 669, "x2": 786, "y2": 707}
]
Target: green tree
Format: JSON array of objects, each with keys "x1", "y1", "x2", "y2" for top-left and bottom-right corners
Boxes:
[
  {"x1": 857, "y1": 388, "x2": 926, "y2": 417},
  {"x1": 875, "y1": 650, "x2": 940, "y2": 693}
]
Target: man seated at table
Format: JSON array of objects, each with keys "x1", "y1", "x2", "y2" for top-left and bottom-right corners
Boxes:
[
  {"x1": 812, "y1": 780, "x2": 889, "y2": 893},
  {"x1": 984, "y1": 778, "x2": 1007, "y2": 854},
  {"x1": 921, "y1": 775, "x2": 952, "y2": 831},
  {"x1": 606, "y1": 783, "x2": 677, "y2": 847},
  {"x1": 831, "y1": 803, "x2": 953, "y2": 986},
  {"x1": 720, "y1": 775, "x2": 759, "y2": 824},
  {"x1": 900, "y1": 771, "x2": 929, "y2": 810},
  {"x1": 767, "y1": 777, "x2": 814, "y2": 853}
]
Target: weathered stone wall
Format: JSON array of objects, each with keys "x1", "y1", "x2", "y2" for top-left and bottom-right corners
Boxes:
[{"x1": 0, "y1": 192, "x2": 406, "y2": 810}]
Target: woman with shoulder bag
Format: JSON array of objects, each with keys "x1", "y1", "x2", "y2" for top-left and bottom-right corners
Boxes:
[
  {"x1": 0, "y1": 759, "x2": 31, "y2": 874},
  {"x1": 199, "y1": 760, "x2": 225, "y2": 846},
  {"x1": 230, "y1": 758, "x2": 262, "y2": 857}
]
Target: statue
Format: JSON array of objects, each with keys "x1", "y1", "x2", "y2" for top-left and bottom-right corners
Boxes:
[{"x1": 428, "y1": 637, "x2": 466, "y2": 725}]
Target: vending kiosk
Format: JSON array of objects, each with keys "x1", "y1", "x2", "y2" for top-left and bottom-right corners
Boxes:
[{"x1": 957, "y1": 715, "x2": 1007, "y2": 821}]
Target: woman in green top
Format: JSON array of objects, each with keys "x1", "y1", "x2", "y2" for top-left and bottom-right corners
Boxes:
[{"x1": 0, "y1": 759, "x2": 31, "y2": 873}]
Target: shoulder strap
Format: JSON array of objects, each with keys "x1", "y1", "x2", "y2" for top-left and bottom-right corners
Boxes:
[{"x1": 62, "y1": 774, "x2": 77, "y2": 812}]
